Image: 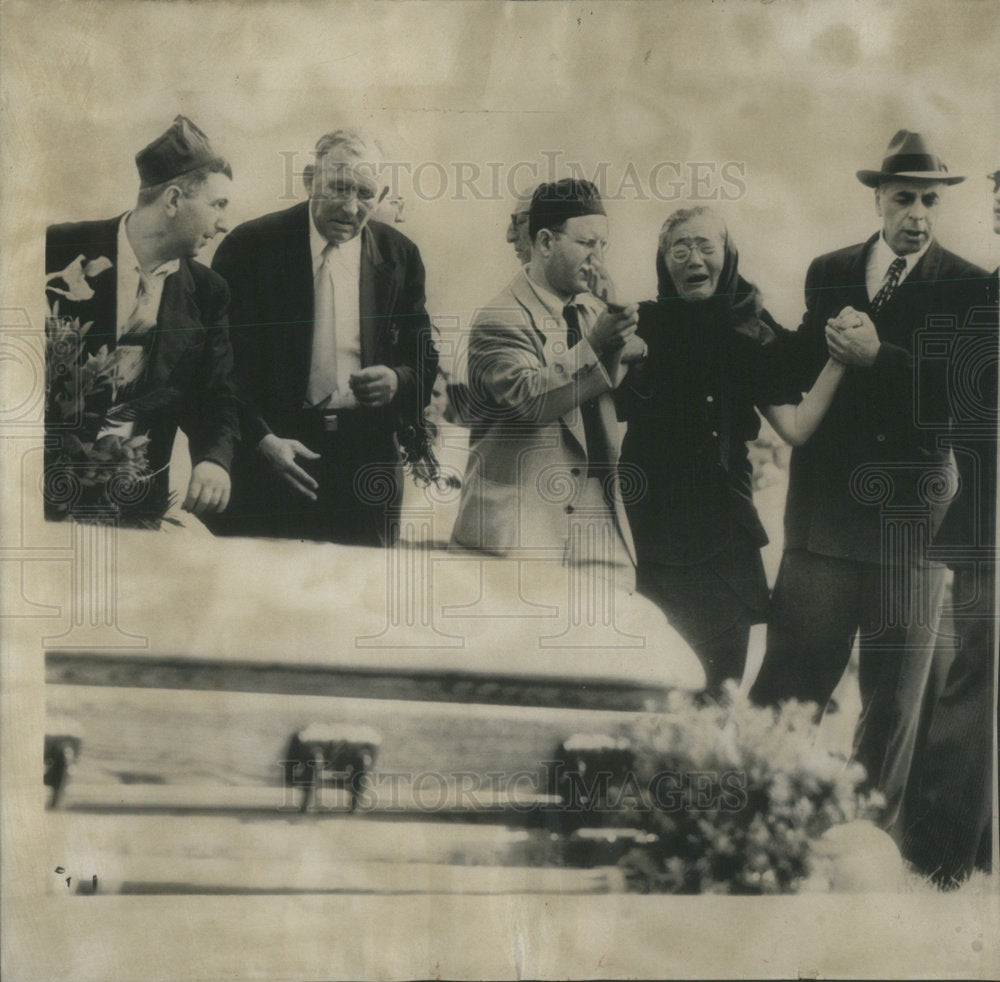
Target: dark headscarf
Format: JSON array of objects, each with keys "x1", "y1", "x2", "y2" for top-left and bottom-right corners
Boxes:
[{"x1": 652, "y1": 222, "x2": 774, "y2": 344}]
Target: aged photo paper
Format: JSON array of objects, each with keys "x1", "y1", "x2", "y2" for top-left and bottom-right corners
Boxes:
[{"x1": 2, "y1": 0, "x2": 998, "y2": 978}]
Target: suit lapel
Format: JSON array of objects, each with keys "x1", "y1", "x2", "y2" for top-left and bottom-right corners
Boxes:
[
  {"x1": 509, "y1": 273, "x2": 590, "y2": 456},
  {"x1": 360, "y1": 224, "x2": 394, "y2": 366},
  {"x1": 284, "y1": 205, "x2": 316, "y2": 398},
  {"x1": 849, "y1": 234, "x2": 878, "y2": 308},
  {"x1": 146, "y1": 259, "x2": 197, "y2": 388}
]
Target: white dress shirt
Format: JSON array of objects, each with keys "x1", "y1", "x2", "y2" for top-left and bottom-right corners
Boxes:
[
  {"x1": 100, "y1": 216, "x2": 179, "y2": 439},
  {"x1": 865, "y1": 231, "x2": 930, "y2": 301},
  {"x1": 308, "y1": 212, "x2": 363, "y2": 409}
]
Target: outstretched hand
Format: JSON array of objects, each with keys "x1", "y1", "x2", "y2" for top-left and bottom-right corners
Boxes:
[{"x1": 258, "y1": 434, "x2": 320, "y2": 500}]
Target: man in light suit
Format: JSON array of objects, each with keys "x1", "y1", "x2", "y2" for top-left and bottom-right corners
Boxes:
[
  {"x1": 750, "y1": 131, "x2": 994, "y2": 838},
  {"x1": 45, "y1": 115, "x2": 240, "y2": 525},
  {"x1": 211, "y1": 128, "x2": 438, "y2": 546},
  {"x1": 450, "y1": 179, "x2": 639, "y2": 588}
]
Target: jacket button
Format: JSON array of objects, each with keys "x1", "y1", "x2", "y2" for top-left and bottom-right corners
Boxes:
[
  {"x1": 554, "y1": 364, "x2": 565, "y2": 375},
  {"x1": 706, "y1": 395, "x2": 714, "y2": 403},
  {"x1": 876, "y1": 434, "x2": 886, "y2": 442}
]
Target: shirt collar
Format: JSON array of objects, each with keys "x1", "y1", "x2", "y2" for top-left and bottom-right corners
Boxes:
[
  {"x1": 118, "y1": 213, "x2": 180, "y2": 279},
  {"x1": 874, "y1": 230, "x2": 931, "y2": 278},
  {"x1": 309, "y1": 207, "x2": 363, "y2": 272},
  {"x1": 523, "y1": 270, "x2": 602, "y2": 322}
]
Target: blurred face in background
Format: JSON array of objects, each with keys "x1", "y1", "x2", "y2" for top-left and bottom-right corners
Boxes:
[
  {"x1": 663, "y1": 213, "x2": 726, "y2": 301},
  {"x1": 506, "y1": 196, "x2": 533, "y2": 264}
]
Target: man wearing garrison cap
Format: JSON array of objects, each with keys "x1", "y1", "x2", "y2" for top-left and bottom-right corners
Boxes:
[
  {"x1": 750, "y1": 131, "x2": 994, "y2": 842},
  {"x1": 45, "y1": 115, "x2": 239, "y2": 524},
  {"x1": 450, "y1": 178, "x2": 640, "y2": 587}
]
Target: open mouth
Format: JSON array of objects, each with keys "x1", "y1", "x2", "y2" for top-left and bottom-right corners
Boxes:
[{"x1": 685, "y1": 274, "x2": 710, "y2": 288}]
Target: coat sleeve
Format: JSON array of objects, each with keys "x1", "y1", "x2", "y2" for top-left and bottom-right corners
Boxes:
[
  {"x1": 211, "y1": 227, "x2": 273, "y2": 446},
  {"x1": 466, "y1": 310, "x2": 612, "y2": 427},
  {"x1": 388, "y1": 238, "x2": 438, "y2": 429},
  {"x1": 771, "y1": 256, "x2": 834, "y2": 396},
  {"x1": 180, "y1": 272, "x2": 241, "y2": 472}
]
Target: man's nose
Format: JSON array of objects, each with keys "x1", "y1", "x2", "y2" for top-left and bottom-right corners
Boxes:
[
  {"x1": 341, "y1": 195, "x2": 360, "y2": 217},
  {"x1": 506, "y1": 222, "x2": 517, "y2": 243},
  {"x1": 216, "y1": 214, "x2": 230, "y2": 234}
]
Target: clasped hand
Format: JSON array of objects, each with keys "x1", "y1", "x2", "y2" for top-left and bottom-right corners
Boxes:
[{"x1": 825, "y1": 305, "x2": 881, "y2": 368}]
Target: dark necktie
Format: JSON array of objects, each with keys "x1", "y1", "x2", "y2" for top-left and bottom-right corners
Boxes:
[
  {"x1": 563, "y1": 303, "x2": 609, "y2": 477},
  {"x1": 871, "y1": 256, "x2": 907, "y2": 315}
]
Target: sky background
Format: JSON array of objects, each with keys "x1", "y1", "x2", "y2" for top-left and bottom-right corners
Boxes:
[{"x1": 4, "y1": 0, "x2": 999, "y2": 366}]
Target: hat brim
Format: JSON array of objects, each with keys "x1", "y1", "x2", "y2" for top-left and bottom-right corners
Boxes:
[{"x1": 857, "y1": 169, "x2": 965, "y2": 188}]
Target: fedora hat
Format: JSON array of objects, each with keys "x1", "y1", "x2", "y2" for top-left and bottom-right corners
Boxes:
[{"x1": 857, "y1": 130, "x2": 965, "y2": 187}]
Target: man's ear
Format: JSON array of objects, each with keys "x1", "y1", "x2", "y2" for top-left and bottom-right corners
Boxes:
[
  {"x1": 162, "y1": 184, "x2": 183, "y2": 216},
  {"x1": 534, "y1": 228, "x2": 551, "y2": 256},
  {"x1": 303, "y1": 164, "x2": 314, "y2": 196},
  {"x1": 874, "y1": 187, "x2": 883, "y2": 218}
]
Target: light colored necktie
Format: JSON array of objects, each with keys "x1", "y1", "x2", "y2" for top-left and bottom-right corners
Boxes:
[
  {"x1": 115, "y1": 268, "x2": 159, "y2": 393},
  {"x1": 307, "y1": 243, "x2": 338, "y2": 406},
  {"x1": 871, "y1": 256, "x2": 907, "y2": 315},
  {"x1": 123, "y1": 268, "x2": 159, "y2": 338}
]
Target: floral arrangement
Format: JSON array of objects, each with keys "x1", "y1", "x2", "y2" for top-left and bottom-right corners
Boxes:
[
  {"x1": 44, "y1": 256, "x2": 177, "y2": 527},
  {"x1": 617, "y1": 684, "x2": 882, "y2": 895}
]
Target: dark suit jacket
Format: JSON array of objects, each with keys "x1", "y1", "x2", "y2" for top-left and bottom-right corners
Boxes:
[
  {"x1": 211, "y1": 202, "x2": 437, "y2": 451},
  {"x1": 781, "y1": 233, "x2": 992, "y2": 564},
  {"x1": 45, "y1": 216, "x2": 240, "y2": 514}
]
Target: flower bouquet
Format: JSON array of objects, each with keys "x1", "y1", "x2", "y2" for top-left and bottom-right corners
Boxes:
[
  {"x1": 617, "y1": 684, "x2": 883, "y2": 894},
  {"x1": 44, "y1": 257, "x2": 178, "y2": 527}
]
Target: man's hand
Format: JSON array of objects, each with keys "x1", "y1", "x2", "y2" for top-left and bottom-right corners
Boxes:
[
  {"x1": 585, "y1": 262, "x2": 617, "y2": 304},
  {"x1": 183, "y1": 460, "x2": 232, "y2": 516},
  {"x1": 349, "y1": 365, "x2": 399, "y2": 408},
  {"x1": 825, "y1": 306, "x2": 881, "y2": 368},
  {"x1": 258, "y1": 434, "x2": 320, "y2": 501},
  {"x1": 587, "y1": 303, "x2": 639, "y2": 357},
  {"x1": 619, "y1": 334, "x2": 648, "y2": 365}
]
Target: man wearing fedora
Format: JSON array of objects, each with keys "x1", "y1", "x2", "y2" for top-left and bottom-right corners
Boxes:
[
  {"x1": 750, "y1": 131, "x2": 994, "y2": 836},
  {"x1": 45, "y1": 116, "x2": 240, "y2": 525},
  {"x1": 899, "y1": 168, "x2": 999, "y2": 886}
]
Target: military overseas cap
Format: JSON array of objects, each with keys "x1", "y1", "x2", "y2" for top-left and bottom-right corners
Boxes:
[
  {"x1": 856, "y1": 129, "x2": 965, "y2": 187},
  {"x1": 135, "y1": 115, "x2": 227, "y2": 189},
  {"x1": 529, "y1": 178, "x2": 607, "y2": 240}
]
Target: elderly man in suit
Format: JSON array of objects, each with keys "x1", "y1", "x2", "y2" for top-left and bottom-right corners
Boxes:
[
  {"x1": 211, "y1": 128, "x2": 438, "y2": 546},
  {"x1": 45, "y1": 115, "x2": 240, "y2": 525},
  {"x1": 750, "y1": 131, "x2": 994, "y2": 837},
  {"x1": 899, "y1": 168, "x2": 999, "y2": 886},
  {"x1": 450, "y1": 178, "x2": 639, "y2": 587}
]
